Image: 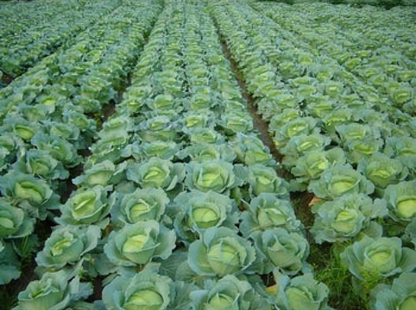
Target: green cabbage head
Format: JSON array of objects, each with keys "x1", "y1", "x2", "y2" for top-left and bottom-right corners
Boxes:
[
  {"x1": 270, "y1": 270, "x2": 332, "y2": 310},
  {"x1": 189, "y1": 275, "x2": 270, "y2": 310},
  {"x1": 188, "y1": 227, "x2": 256, "y2": 277},
  {"x1": 251, "y1": 228, "x2": 309, "y2": 275},
  {"x1": 185, "y1": 160, "x2": 241, "y2": 193},
  {"x1": 104, "y1": 220, "x2": 176, "y2": 266},
  {"x1": 308, "y1": 164, "x2": 374, "y2": 200},
  {"x1": 102, "y1": 263, "x2": 171, "y2": 310},
  {"x1": 384, "y1": 180, "x2": 416, "y2": 222},
  {"x1": 371, "y1": 272, "x2": 416, "y2": 310},
  {"x1": 240, "y1": 193, "x2": 300, "y2": 237},
  {"x1": 311, "y1": 194, "x2": 388, "y2": 244},
  {"x1": 340, "y1": 236, "x2": 416, "y2": 282},
  {"x1": 36, "y1": 225, "x2": 101, "y2": 269}
]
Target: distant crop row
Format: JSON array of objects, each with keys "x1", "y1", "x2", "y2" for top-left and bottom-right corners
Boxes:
[{"x1": 0, "y1": 0, "x2": 122, "y2": 77}]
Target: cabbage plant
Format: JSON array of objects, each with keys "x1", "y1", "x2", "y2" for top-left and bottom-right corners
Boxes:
[
  {"x1": 268, "y1": 108, "x2": 300, "y2": 132},
  {"x1": 1, "y1": 116, "x2": 40, "y2": 142},
  {"x1": 126, "y1": 141, "x2": 180, "y2": 161},
  {"x1": 72, "y1": 160, "x2": 116, "y2": 188},
  {"x1": 137, "y1": 115, "x2": 179, "y2": 142},
  {"x1": 56, "y1": 185, "x2": 111, "y2": 227},
  {"x1": 0, "y1": 172, "x2": 56, "y2": 220},
  {"x1": 110, "y1": 188, "x2": 169, "y2": 227},
  {"x1": 344, "y1": 137, "x2": 384, "y2": 164},
  {"x1": 340, "y1": 236, "x2": 416, "y2": 282},
  {"x1": 246, "y1": 164, "x2": 289, "y2": 198},
  {"x1": 97, "y1": 116, "x2": 134, "y2": 146},
  {"x1": 102, "y1": 263, "x2": 172, "y2": 310},
  {"x1": 170, "y1": 190, "x2": 238, "y2": 244},
  {"x1": 311, "y1": 194, "x2": 388, "y2": 244},
  {"x1": 146, "y1": 93, "x2": 183, "y2": 113},
  {"x1": 185, "y1": 127, "x2": 225, "y2": 145},
  {"x1": 231, "y1": 133, "x2": 275, "y2": 166},
  {"x1": 0, "y1": 198, "x2": 34, "y2": 239},
  {"x1": 176, "y1": 143, "x2": 236, "y2": 163},
  {"x1": 13, "y1": 149, "x2": 69, "y2": 181},
  {"x1": 322, "y1": 108, "x2": 354, "y2": 138},
  {"x1": 30, "y1": 132, "x2": 81, "y2": 168},
  {"x1": 127, "y1": 157, "x2": 185, "y2": 192},
  {"x1": 291, "y1": 148, "x2": 346, "y2": 188},
  {"x1": 182, "y1": 110, "x2": 215, "y2": 129},
  {"x1": 104, "y1": 220, "x2": 176, "y2": 267},
  {"x1": 43, "y1": 120, "x2": 80, "y2": 142},
  {"x1": 384, "y1": 180, "x2": 416, "y2": 222},
  {"x1": 36, "y1": 225, "x2": 101, "y2": 269},
  {"x1": 281, "y1": 133, "x2": 331, "y2": 159},
  {"x1": 251, "y1": 228, "x2": 309, "y2": 275},
  {"x1": 269, "y1": 270, "x2": 333, "y2": 310},
  {"x1": 370, "y1": 272, "x2": 416, "y2": 310},
  {"x1": 384, "y1": 137, "x2": 416, "y2": 172},
  {"x1": 308, "y1": 164, "x2": 375, "y2": 200},
  {"x1": 0, "y1": 133, "x2": 24, "y2": 172},
  {"x1": 12, "y1": 266, "x2": 92, "y2": 310},
  {"x1": 185, "y1": 160, "x2": 243, "y2": 194},
  {"x1": 240, "y1": 193, "x2": 300, "y2": 237},
  {"x1": 273, "y1": 117, "x2": 319, "y2": 148},
  {"x1": 190, "y1": 275, "x2": 271, "y2": 310},
  {"x1": 188, "y1": 227, "x2": 256, "y2": 277},
  {"x1": 357, "y1": 153, "x2": 408, "y2": 192},
  {"x1": 335, "y1": 123, "x2": 381, "y2": 145},
  {"x1": 218, "y1": 111, "x2": 254, "y2": 135}
]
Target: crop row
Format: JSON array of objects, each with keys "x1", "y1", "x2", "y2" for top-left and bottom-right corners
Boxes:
[{"x1": 0, "y1": 0, "x2": 163, "y2": 295}]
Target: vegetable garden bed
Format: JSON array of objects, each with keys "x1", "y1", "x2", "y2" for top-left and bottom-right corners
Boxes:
[{"x1": 0, "y1": 0, "x2": 415, "y2": 309}]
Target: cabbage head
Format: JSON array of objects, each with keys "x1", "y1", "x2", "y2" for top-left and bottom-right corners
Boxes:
[
  {"x1": 185, "y1": 160, "x2": 242, "y2": 194},
  {"x1": 270, "y1": 271, "x2": 333, "y2": 310},
  {"x1": 251, "y1": 228, "x2": 309, "y2": 275},
  {"x1": 370, "y1": 272, "x2": 416, "y2": 310},
  {"x1": 311, "y1": 194, "x2": 388, "y2": 244},
  {"x1": 14, "y1": 149, "x2": 69, "y2": 181},
  {"x1": 340, "y1": 236, "x2": 416, "y2": 282},
  {"x1": 110, "y1": 188, "x2": 169, "y2": 226},
  {"x1": 291, "y1": 148, "x2": 346, "y2": 186},
  {"x1": 188, "y1": 227, "x2": 256, "y2": 277},
  {"x1": 127, "y1": 157, "x2": 185, "y2": 191},
  {"x1": 357, "y1": 153, "x2": 408, "y2": 192},
  {"x1": 56, "y1": 185, "x2": 111, "y2": 227},
  {"x1": 247, "y1": 164, "x2": 289, "y2": 199},
  {"x1": 384, "y1": 180, "x2": 416, "y2": 222},
  {"x1": 0, "y1": 172, "x2": 54, "y2": 220},
  {"x1": 104, "y1": 220, "x2": 176, "y2": 266},
  {"x1": 170, "y1": 190, "x2": 238, "y2": 244},
  {"x1": 240, "y1": 193, "x2": 300, "y2": 237},
  {"x1": 0, "y1": 198, "x2": 34, "y2": 238},
  {"x1": 12, "y1": 267, "x2": 91, "y2": 310},
  {"x1": 36, "y1": 225, "x2": 101, "y2": 269},
  {"x1": 102, "y1": 263, "x2": 172, "y2": 310},
  {"x1": 308, "y1": 164, "x2": 374, "y2": 200},
  {"x1": 190, "y1": 275, "x2": 271, "y2": 310},
  {"x1": 72, "y1": 160, "x2": 116, "y2": 188}
]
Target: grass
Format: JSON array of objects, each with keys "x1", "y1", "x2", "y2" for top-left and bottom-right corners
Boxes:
[{"x1": 309, "y1": 242, "x2": 368, "y2": 310}]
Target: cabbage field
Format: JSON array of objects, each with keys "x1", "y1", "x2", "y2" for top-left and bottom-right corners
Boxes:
[{"x1": 1, "y1": 0, "x2": 416, "y2": 309}]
